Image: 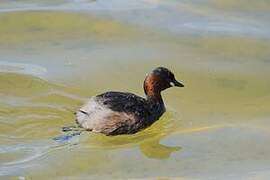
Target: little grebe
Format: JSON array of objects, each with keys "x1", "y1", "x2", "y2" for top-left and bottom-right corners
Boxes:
[{"x1": 75, "y1": 67, "x2": 184, "y2": 136}]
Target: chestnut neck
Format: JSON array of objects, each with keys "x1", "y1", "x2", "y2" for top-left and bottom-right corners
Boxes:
[{"x1": 143, "y1": 75, "x2": 164, "y2": 103}]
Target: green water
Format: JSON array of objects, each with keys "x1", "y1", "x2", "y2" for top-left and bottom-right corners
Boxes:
[{"x1": 0, "y1": 0, "x2": 270, "y2": 179}]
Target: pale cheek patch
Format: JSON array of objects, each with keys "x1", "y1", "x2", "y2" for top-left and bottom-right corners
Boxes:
[{"x1": 170, "y1": 82, "x2": 175, "y2": 87}]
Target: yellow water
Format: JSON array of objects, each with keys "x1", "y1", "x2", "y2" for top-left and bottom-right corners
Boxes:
[{"x1": 0, "y1": 0, "x2": 270, "y2": 179}]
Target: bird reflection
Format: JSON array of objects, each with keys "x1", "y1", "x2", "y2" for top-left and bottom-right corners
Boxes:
[{"x1": 139, "y1": 137, "x2": 181, "y2": 159}]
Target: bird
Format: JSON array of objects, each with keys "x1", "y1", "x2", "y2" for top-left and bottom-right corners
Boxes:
[{"x1": 74, "y1": 67, "x2": 184, "y2": 136}]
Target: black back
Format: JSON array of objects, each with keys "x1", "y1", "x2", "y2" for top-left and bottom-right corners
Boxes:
[{"x1": 96, "y1": 91, "x2": 164, "y2": 123}]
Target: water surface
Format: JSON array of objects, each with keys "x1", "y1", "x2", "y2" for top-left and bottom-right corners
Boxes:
[{"x1": 0, "y1": 0, "x2": 270, "y2": 179}]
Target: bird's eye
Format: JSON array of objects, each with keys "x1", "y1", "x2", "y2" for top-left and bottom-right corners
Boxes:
[{"x1": 169, "y1": 74, "x2": 174, "y2": 80}]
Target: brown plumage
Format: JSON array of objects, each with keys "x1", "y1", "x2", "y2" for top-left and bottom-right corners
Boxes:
[{"x1": 75, "y1": 67, "x2": 184, "y2": 136}]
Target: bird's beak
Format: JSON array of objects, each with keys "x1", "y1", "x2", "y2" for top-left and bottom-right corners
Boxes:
[{"x1": 170, "y1": 79, "x2": 184, "y2": 87}]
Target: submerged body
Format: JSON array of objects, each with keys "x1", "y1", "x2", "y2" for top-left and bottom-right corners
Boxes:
[{"x1": 75, "y1": 67, "x2": 184, "y2": 136}]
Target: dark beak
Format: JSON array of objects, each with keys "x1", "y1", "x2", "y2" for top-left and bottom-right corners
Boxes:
[{"x1": 172, "y1": 79, "x2": 184, "y2": 87}]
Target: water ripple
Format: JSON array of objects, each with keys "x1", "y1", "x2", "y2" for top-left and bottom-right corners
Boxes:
[{"x1": 0, "y1": 61, "x2": 47, "y2": 77}]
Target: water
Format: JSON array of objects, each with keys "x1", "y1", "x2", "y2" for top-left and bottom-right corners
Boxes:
[{"x1": 0, "y1": 0, "x2": 270, "y2": 179}]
